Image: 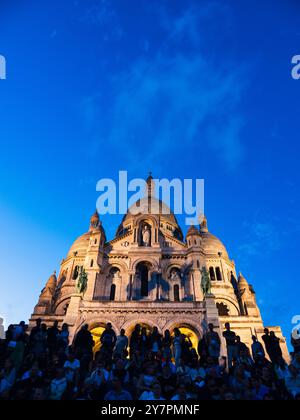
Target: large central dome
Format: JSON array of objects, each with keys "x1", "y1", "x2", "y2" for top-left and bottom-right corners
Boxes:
[
  {"x1": 125, "y1": 196, "x2": 179, "y2": 225},
  {"x1": 116, "y1": 175, "x2": 183, "y2": 239},
  {"x1": 116, "y1": 195, "x2": 183, "y2": 239}
]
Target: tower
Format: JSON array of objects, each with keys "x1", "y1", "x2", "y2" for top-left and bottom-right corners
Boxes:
[
  {"x1": 238, "y1": 273, "x2": 261, "y2": 317},
  {"x1": 34, "y1": 271, "x2": 57, "y2": 315}
]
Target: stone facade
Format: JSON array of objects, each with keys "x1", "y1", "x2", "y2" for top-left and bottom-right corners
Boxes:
[{"x1": 30, "y1": 177, "x2": 289, "y2": 361}]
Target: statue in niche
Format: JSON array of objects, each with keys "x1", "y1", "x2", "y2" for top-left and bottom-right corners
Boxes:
[
  {"x1": 75, "y1": 267, "x2": 88, "y2": 295},
  {"x1": 110, "y1": 268, "x2": 120, "y2": 282},
  {"x1": 201, "y1": 266, "x2": 212, "y2": 296},
  {"x1": 170, "y1": 269, "x2": 181, "y2": 282},
  {"x1": 142, "y1": 225, "x2": 151, "y2": 247}
]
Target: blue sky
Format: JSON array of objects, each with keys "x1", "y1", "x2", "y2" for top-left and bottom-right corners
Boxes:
[{"x1": 0, "y1": 0, "x2": 300, "y2": 347}]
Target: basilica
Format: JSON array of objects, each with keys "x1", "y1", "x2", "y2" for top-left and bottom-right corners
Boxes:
[{"x1": 30, "y1": 176, "x2": 289, "y2": 360}]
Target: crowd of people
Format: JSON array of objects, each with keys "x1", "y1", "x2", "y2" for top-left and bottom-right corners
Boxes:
[{"x1": 0, "y1": 319, "x2": 300, "y2": 401}]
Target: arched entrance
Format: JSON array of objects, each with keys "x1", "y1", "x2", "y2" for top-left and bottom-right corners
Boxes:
[
  {"x1": 140, "y1": 265, "x2": 149, "y2": 297},
  {"x1": 135, "y1": 261, "x2": 153, "y2": 299},
  {"x1": 126, "y1": 322, "x2": 154, "y2": 338},
  {"x1": 89, "y1": 322, "x2": 117, "y2": 355},
  {"x1": 176, "y1": 327, "x2": 199, "y2": 352},
  {"x1": 166, "y1": 322, "x2": 201, "y2": 354}
]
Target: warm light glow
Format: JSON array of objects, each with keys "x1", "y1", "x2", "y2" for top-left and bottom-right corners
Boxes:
[
  {"x1": 90, "y1": 326, "x2": 105, "y2": 353},
  {"x1": 178, "y1": 327, "x2": 199, "y2": 351},
  {"x1": 90, "y1": 325, "x2": 199, "y2": 355}
]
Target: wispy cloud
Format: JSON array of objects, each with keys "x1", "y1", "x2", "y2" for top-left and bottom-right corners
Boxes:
[
  {"x1": 80, "y1": 2, "x2": 247, "y2": 171},
  {"x1": 82, "y1": 0, "x2": 116, "y2": 25},
  {"x1": 78, "y1": 0, "x2": 124, "y2": 40},
  {"x1": 238, "y1": 220, "x2": 281, "y2": 263}
]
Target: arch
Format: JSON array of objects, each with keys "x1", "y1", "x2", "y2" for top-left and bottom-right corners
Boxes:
[
  {"x1": 109, "y1": 266, "x2": 121, "y2": 276},
  {"x1": 131, "y1": 256, "x2": 159, "y2": 272},
  {"x1": 165, "y1": 263, "x2": 183, "y2": 278},
  {"x1": 103, "y1": 260, "x2": 128, "y2": 275},
  {"x1": 132, "y1": 214, "x2": 159, "y2": 230},
  {"x1": 54, "y1": 293, "x2": 74, "y2": 313},
  {"x1": 88, "y1": 322, "x2": 118, "y2": 354},
  {"x1": 110, "y1": 284, "x2": 116, "y2": 301},
  {"x1": 101, "y1": 267, "x2": 121, "y2": 301},
  {"x1": 86, "y1": 319, "x2": 119, "y2": 334},
  {"x1": 122, "y1": 318, "x2": 163, "y2": 337},
  {"x1": 164, "y1": 318, "x2": 203, "y2": 339},
  {"x1": 126, "y1": 322, "x2": 155, "y2": 339},
  {"x1": 164, "y1": 320, "x2": 203, "y2": 353},
  {"x1": 215, "y1": 297, "x2": 240, "y2": 316},
  {"x1": 131, "y1": 259, "x2": 159, "y2": 301},
  {"x1": 209, "y1": 267, "x2": 216, "y2": 281},
  {"x1": 216, "y1": 267, "x2": 222, "y2": 281}
]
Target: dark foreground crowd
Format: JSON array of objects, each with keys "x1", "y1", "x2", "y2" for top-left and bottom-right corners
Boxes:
[{"x1": 0, "y1": 319, "x2": 300, "y2": 401}]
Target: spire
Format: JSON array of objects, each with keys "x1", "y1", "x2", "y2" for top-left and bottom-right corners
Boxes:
[
  {"x1": 41, "y1": 271, "x2": 57, "y2": 297},
  {"x1": 146, "y1": 172, "x2": 155, "y2": 198},
  {"x1": 199, "y1": 214, "x2": 208, "y2": 233},
  {"x1": 90, "y1": 209, "x2": 100, "y2": 231},
  {"x1": 238, "y1": 272, "x2": 249, "y2": 287}
]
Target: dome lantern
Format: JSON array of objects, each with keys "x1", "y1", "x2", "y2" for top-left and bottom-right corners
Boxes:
[
  {"x1": 90, "y1": 210, "x2": 100, "y2": 231},
  {"x1": 146, "y1": 172, "x2": 155, "y2": 198}
]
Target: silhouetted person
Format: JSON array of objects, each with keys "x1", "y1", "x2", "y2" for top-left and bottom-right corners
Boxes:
[
  {"x1": 205, "y1": 323, "x2": 221, "y2": 364},
  {"x1": 0, "y1": 318, "x2": 5, "y2": 340},
  {"x1": 12, "y1": 321, "x2": 26, "y2": 340},
  {"x1": 173, "y1": 328, "x2": 183, "y2": 367},
  {"x1": 29, "y1": 319, "x2": 42, "y2": 348},
  {"x1": 30, "y1": 320, "x2": 47, "y2": 357},
  {"x1": 74, "y1": 324, "x2": 94, "y2": 359},
  {"x1": 269, "y1": 331, "x2": 283, "y2": 363},
  {"x1": 236, "y1": 336, "x2": 248, "y2": 357},
  {"x1": 198, "y1": 336, "x2": 208, "y2": 363},
  {"x1": 130, "y1": 324, "x2": 141, "y2": 357},
  {"x1": 251, "y1": 335, "x2": 265, "y2": 363},
  {"x1": 262, "y1": 328, "x2": 271, "y2": 356},
  {"x1": 149, "y1": 327, "x2": 162, "y2": 354},
  {"x1": 140, "y1": 327, "x2": 150, "y2": 359},
  {"x1": 47, "y1": 321, "x2": 59, "y2": 356},
  {"x1": 162, "y1": 330, "x2": 172, "y2": 360},
  {"x1": 291, "y1": 330, "x2": 300, "y2": 356},
  {"x1": 100, "y1": 323, "x2": 116, "y2": 361},
  {"x1": 114, "y1": 329, "x2": 128, "y2": 358},
  {"x1": 262, "y1": 329, "x2": 282, "y2": 363},
  {"x1": 223, "y1": 323, "x2": 237, "y2": 368}
]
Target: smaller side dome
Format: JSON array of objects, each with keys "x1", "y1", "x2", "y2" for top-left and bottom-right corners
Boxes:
[{"x1": 67, "y1": 232, "x2": 91, "y2": 257}]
